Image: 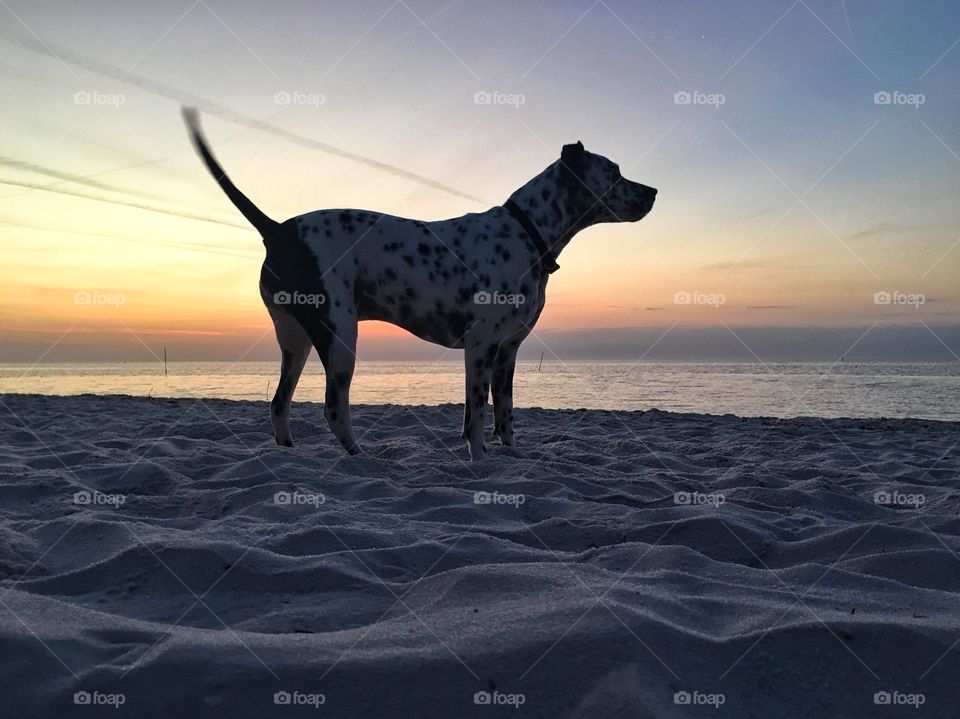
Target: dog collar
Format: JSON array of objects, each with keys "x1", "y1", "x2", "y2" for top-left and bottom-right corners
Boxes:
[{"x1": 503, "y1": 199, "x2": 559, "y2": 274}]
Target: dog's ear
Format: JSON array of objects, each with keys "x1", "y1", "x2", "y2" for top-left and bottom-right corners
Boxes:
[
  {"x1": 561, "y1": 141, "x2": 584, "y2": 163},
  {"x1": 560, "y1": 141, "x2": 586, "y2": 185}
]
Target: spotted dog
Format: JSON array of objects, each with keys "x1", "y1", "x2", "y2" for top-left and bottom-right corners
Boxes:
[{"x1": 182, "y1": 108, "x2": 657, "y2": 460}]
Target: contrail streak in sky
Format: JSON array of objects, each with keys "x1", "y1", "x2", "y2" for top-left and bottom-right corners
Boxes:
[
  {"x1": 0, "y1": 31, "x2": 486, "y2": 205},
  {"x1": 0, "y1": 177, "x2": 250, "y2": 230}
]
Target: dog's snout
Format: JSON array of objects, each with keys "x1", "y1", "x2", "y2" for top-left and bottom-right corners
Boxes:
[{"x1": 644, "y1": 185, "x2": 657, "y2": 197}]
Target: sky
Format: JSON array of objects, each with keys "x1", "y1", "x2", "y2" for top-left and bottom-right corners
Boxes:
[{"x1": 1, "y1": 0, "x2": 959, "y2": 362}]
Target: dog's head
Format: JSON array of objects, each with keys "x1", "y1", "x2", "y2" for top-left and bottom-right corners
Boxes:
[{"x1": 557, "y1": 141, "x2": 657, "y2": 224}]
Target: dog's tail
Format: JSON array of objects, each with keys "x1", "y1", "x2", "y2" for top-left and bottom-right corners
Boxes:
[{"x1": 181, "y1": 107, "x2": 278, "y2": 237}]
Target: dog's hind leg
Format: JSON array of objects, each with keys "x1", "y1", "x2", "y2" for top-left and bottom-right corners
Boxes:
[
  {"x1": 270, "y1": 313, "x2": 312, "y2": 447},
  {"x1": 318, "y1": 320, "x2": 363, "y2": 455},
  {"x1": 492, "y1": 338, "x2": 521, "y2": 447},
  {"x1": 463, "y1": 337, "x2": 499, "y2": 461}
]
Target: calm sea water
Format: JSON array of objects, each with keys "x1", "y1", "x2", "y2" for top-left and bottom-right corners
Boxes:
[{"x1": 2, "y1": 361, "x2": 958, "y2": 420}]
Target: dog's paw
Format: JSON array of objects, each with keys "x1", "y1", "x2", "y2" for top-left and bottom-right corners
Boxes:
[{"x1": 468, "y1": 443, "x2": 487, "y2": 461}]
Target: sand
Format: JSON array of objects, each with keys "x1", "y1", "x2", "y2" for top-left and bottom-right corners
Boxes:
[{"x1": 0, "y1": 393, "x2": 958, "y2": 718}]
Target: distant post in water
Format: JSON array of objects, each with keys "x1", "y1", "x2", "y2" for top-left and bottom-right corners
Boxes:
[{"x1": 163, "y1": 348, "x2": 168, "y2": 376}]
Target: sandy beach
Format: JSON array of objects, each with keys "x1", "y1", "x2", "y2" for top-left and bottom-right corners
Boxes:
[{"x1": 1, "y1": 393, "x2": 958, "y2": 717}]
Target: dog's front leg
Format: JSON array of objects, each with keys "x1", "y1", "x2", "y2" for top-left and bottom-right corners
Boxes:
[
  {"x1": 463, "y1": 338, "x2": 498, "y2": 461},
  {"x1": 492, "y1": 340, "x2": 520, "y2": 447}
]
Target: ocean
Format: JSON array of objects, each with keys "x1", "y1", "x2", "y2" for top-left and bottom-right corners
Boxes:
[{"x1": 2, "y1": 360, "x2": 958, "y2": 421}]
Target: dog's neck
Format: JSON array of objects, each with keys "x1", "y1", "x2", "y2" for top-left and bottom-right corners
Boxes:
[{"x1": 505, "y1": 162, "x2": 599, "y2": 266}]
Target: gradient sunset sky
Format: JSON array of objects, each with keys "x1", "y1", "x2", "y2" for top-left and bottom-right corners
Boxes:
[{"x1": 1, "y1": 0, "x2": 959, "y2": 362}]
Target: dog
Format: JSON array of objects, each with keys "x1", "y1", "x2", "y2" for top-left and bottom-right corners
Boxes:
[{"x1": 182, "y1": 108, "x2": 656, "y2": 460}]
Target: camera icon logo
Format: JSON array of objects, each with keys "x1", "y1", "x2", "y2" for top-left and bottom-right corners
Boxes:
[
  {"x1": 874, "y1": 91, "x2": 892, "y2": 105},
  {"x1": 674, "y1": 691, "x2": 691, "y2": 704},
  {"x1": 274, "y1": 491, "x2": 291, "y2": 505},
  {"x1": 274, "y1": 291, "x2": 291, "y2": 305},
  {"x1": 74, "y1": 691, "x2": 91, "y2": 705},
  {"x1": 474, "y1": 691, "x2": 491, "y2": 705},
  {"x1": 673, "y1": 291, "x2": 691, "y2": 305},
  {"x1": 873, "y1": 291, "x2": 891, "y2": 305},
  {"x1": 474, "y1": 291, "x2": 492, "y2": 305},
  {"x1": 674, "y1": 91, "x2": 692, "y2": 105},
  {"x1": 274, "y1": 690, "x2": 291, "y2": 705},
  {"x1": 473, "y1": 91, "x2": 492, "y2": 105}
]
